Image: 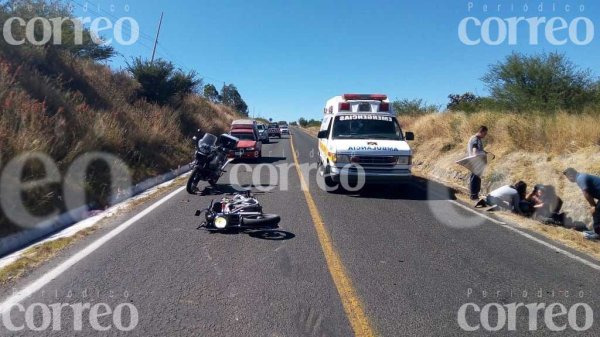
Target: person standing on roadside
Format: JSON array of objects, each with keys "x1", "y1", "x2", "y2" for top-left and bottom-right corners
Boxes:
[
  {"x1": 467, "y1": 126, "x2": 488, "y2": 200},
  {"x1": 563, "y1": 168, "x2": 600, "y2": 240}
]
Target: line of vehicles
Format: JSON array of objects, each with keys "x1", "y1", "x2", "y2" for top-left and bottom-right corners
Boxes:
[
  {"x1": 186, "y1": 93, "x2": 414, "y2": 230},
  {"x1": 230, "y1": 120, "x2": 289, "y2": 159},
  {"x1": 186, "y1": 120, "x2": 289, "y2": 194},
  {"x1": 186, "y1": 93, "x2": 415, "y2": 195}
]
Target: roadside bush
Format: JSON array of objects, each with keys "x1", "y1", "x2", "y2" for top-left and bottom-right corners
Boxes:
[
  {"x1": 392, "y1": 98, "x2": 439, "y2": 115},
  {"x1": 127, "y1": 58, "x2": 201, "y2": 106},
  {"x1": 298, "y1": 118, "x2": 320, "y2": 128},
  {"x1": 482, "y1": 52, "x2": 598, "y2": 113},
  {"x1": 1, "y1": 0, "x2": 115, "y2": 60}
]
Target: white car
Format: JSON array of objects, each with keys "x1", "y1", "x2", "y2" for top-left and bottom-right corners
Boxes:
[
  {"x1": 280, "y1": 125, "x2": 289, "y2": 135},
  {"x1": 317, "y1": 94, "x2": 414, "y2": 189}
]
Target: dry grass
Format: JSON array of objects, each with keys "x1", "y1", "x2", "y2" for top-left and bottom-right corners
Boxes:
[
  {"x1": 0, "y1": 172, "x2": 189, "y2": 285},
  {"x1": 446, "y1": 190, "x2": 600, "y2": 260},
  {"x1": 0, "y1": 48, "x2": 240, "y2": 237},
  {"x1": 402, "y1": 111, "x2": 600, "y2": 223},
  {"x1": 0, "y1": 227, "x2": 95, "y2": 284},
  {"x1": 301, "y1": 126, "x2": 320, "y2": 137},
  {"x1": 402, "y1": 111, "x2": 600, "y2": 155},
  {"x1": 401, "y1": 111, "x2": 600, "y2": 259}
]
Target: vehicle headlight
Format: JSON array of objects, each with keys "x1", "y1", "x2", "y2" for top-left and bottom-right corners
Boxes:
[
  {"x1": 214, "y1": 216, "x2": 228, "y2": 229},
  {"x1": 335, "y1": 154, "x2": 351, "y2": 164},
  {"x1": 397, "y1": 156, "x2": 412, "y2": 165}
]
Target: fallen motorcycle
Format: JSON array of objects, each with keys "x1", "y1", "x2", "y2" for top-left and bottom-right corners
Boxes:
[{"x1": 195, "y1": 191, "x2": 281, "y2": 230}]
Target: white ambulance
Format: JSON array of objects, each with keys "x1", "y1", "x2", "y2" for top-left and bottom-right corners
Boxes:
[{"x1": 317, "y1": 94, "x2": 414, "y2": 189}]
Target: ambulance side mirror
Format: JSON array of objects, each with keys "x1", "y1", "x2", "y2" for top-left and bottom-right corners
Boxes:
[
  {"x1": 405, "y1": 132, "x2": 414, "y2": 141},
  {"x1": 317, "y1": 130, "x2": 328, "y2": 139}
]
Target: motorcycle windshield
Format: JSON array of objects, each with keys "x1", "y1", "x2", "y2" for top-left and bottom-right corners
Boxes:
[{"x1": 198, "y1": 134, "x2": 217, "y2": 148}]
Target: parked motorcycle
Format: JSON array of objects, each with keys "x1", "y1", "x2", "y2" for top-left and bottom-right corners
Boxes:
[
  {"x1": 186, "y1": 132, "x2": 239, "y2": 194},
  {"x1": 195, "y1": 191, "x2": 281, "y2": 230}
]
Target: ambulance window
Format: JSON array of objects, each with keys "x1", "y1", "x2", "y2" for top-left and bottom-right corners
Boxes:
[
  {"x1": 320, "y1": 117, "x2": 331, "y2": 131},
  {"x1": 358, "y1": 102, "x2": 371, "y2": 112},
  {"x1": 332, "y1": 116, "x2": 403, "y2": 140}
]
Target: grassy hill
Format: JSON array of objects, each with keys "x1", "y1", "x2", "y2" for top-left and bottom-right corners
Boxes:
[
  {"x1": 0, "y1": 34, "x2": 239, "y2": 237},
  {"x1": 402, "y1": 111, "x2": 600, "y2": 224}
]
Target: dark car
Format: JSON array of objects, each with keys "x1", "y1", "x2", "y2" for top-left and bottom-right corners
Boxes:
[{"x1": 268, "y1": 123, "x2": 281, "y2": 138}]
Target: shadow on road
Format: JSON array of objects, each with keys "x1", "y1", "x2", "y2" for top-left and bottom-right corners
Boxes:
[
  {"x1": 198, "y1": 184, "x2": 248, "y2": 195},
  {"x1": 338, "y1": 177, "x2": 457, "y2": 201},
  {"x1": 258, "y1": 156, "x2": 287, "y2": 164},
  {"x1": 206, "y1": 229, "x2": 296, "y2": 241},
  {"x1": 199, "y1": 184, "x2": 282, "y2": 196}
]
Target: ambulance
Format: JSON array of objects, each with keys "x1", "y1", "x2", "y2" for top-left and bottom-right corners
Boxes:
[{"x1": 317, "y1": 94, "x2": 414, "y2": 189}]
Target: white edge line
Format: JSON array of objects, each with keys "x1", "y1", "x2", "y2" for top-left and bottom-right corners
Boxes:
[
  {"x1": 0, "y1": 172, "x2": 190, "y2": 269},
  {"x1": 0, "y1": 186, "x2": 185, "y2": 314},
  {"x1": 412, "y1": 181, "x2": 600, "y2": 271},
  {"x1": 448, "y1": 200, "x2": 506, "y2": 225},
  {"x1": 500, "y1": 224, "x2": 600, "y2": 271},
  {"x1": 448, "y1": 198, "x2": 600, "y2": 271}
]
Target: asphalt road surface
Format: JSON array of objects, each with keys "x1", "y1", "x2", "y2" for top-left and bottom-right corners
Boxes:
[{"x1": 2, "y1": 128, "x2": 600, "y2": 336}]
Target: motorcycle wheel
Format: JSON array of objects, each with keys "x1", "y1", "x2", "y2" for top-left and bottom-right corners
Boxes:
[
  {"x1": 186, "y1": 169, "x2": 201, "y2": 194},
  {"x1": 242, "y1": 214, "x2": 281, "y2": 227}
]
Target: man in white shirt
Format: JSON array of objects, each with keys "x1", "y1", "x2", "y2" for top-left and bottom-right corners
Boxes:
[{"x1": 483, "y1": 181, "x2": 528, "y2": 215}]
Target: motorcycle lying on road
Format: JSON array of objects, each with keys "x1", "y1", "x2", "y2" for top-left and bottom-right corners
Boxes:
[
  {"x1": 195, "y1": 191, "x2": 281, "y2": 230},
  {"x1": 186, "y1": 132, "x2": 239, "y2": 194}
]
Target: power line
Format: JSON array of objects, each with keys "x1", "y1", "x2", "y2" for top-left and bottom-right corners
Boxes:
[
  {"x1": 67, "y1": 0, "x2": 158, "y2": 43},
  {"x1": 66, "y1": 1, "x2": 233, "y2": 88},
  {"x1": 66, "y1": 0, "x2": 158, "y2": 47},
  {"x1": 150, "y1": 12, "x2": 163, "y2": 63}
]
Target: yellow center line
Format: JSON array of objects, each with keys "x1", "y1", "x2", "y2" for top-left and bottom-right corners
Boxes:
[{"x1": 289, "y1": 132, "x2": 377, "y2": 337}]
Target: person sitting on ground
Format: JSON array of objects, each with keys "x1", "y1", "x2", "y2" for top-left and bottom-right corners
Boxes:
[
  {"x1": 476, "y1": 181, "x2": 528, "y2": 215},
  {"x1": 526, "y1": 184, "x2": 565, "y2": 225},
  {"x1": 563, "y1": 168, "x2": 600, "y2": 240}
]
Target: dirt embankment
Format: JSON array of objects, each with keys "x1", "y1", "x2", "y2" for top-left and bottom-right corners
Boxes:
[
  {"x1": 401, "y1": 111, "x2": 600, "y2": 224},
  {"x1": 0, "y1": 46, "x2": 240, "y2": 237}
]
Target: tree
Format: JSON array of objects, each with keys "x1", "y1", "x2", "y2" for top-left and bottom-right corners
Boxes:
[
  {"x1": 392, "y1": 99, "x2": 439, "y2": 115},
  {"x1": 447, "y1": 93, "x2": 480, "y2": 113},
  {"x1": 482, "y1": 52, "x2": 597, "y2": 113},
  {"x1": 127, "y1": 58, "x2": 201, "y2": 105},
  {"x1": 203, "y1": 84, "x2": 220, "y2": 102},
  {"x1": 220, "y1": 84, "x2": 248, "y2": 115},
  {"x1": 1, "y1": 0, "x2": 115, "y2": 60},
  {"x1": 298, "y1": 118, "x2": 308, "y2": 127}
]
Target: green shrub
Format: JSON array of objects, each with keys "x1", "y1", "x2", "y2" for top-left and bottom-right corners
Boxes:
[
  {"x1": 482, "y1": 52, "x2": 598, "y2": 113},
  {"x1": 127, "y1": 58, "x2": 201, "y2": 106},
  {"x1": 392, "y1": 98, "x2": 439, "y2": 115}
]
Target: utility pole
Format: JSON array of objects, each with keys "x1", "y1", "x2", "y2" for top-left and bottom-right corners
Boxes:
[{"x1": 151, "y1": 12, "x2": 164, "y2": 63}]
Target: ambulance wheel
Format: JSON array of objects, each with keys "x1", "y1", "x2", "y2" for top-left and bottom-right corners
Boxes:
[{"x1": 319, "y1": 163, "x2": 337, "y2": 189}]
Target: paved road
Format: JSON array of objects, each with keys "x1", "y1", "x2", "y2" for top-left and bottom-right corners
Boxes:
[{"x1": 2, "y1": 128, "x2": 600, "y2": 336}]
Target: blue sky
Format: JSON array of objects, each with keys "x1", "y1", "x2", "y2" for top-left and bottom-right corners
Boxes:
[{"x1": 71, "y1": 0, "x2": 600, "y2": 121}]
